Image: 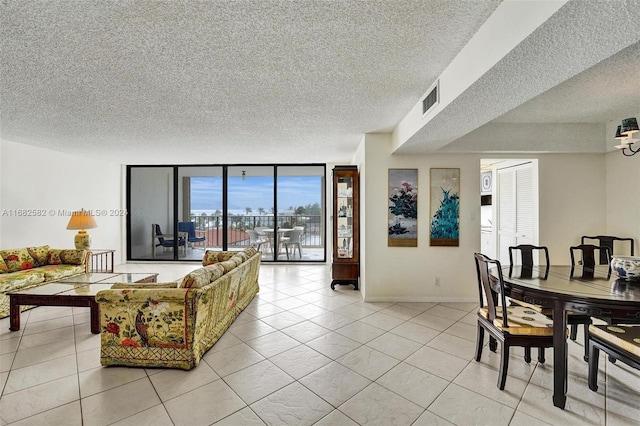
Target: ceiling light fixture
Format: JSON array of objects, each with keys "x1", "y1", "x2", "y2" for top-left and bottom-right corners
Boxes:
[{"x1": 614, "y1": 117, "x2": 639, "y2": 156}]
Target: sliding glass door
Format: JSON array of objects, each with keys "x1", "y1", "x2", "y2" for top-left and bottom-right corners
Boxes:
[{"x1": 127, "y1": 164, "x2": 326, "y2": 262}]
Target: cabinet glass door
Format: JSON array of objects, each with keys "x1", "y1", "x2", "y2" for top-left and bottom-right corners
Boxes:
[{"x1": 336, "y1": 176, "x2": 354, "y2": 259}]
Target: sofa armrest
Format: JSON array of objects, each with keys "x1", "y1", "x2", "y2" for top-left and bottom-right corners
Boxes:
[{"x1": 96, "y1": 287, "x2": 195, "y2": 349}]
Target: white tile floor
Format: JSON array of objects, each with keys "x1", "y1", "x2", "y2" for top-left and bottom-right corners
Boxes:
[{"x1": 1, "y1": 263, "x2": 639, "y2": 425}]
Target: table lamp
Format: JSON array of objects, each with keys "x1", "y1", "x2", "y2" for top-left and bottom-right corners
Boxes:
[{"x1": 66, "y1": 209, "x2": 98, "y2": 249}]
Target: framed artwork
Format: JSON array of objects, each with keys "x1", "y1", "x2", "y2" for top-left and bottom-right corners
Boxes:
[
  {"x1": 430, "y1": 168, "x2": 460, "y2": 246},
  {"x1": 388, "y1": 169, "x2": 418, "y2": 247}
]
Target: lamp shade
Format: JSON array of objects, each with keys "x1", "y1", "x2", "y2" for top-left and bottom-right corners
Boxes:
[
  {"x1": 621, "y1": 117, "x2": 639, "y2": 135},
  {"x1": 66, "y1": 210, "x2": 97, "y2": 249},
  {"x1": 614, "y1": 125, "x2": 625, "y2": 140},
  {"x1": 66, "y1": 210, "x2": 98, "y2": 230}
]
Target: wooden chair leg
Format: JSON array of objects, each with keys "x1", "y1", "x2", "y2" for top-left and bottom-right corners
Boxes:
[
  {"x1": 524, "y1": 347, "x2": 532, "y2": 363},
  {"x1": 489, "y1": 336, "x2": 497, "y2": 352},
  {"x1": 537, "y1": 347, "x2": 545, "y2": 364},
  {"x1": 588, "y1": 341, "x2": 599, "y2": 392},
  {"x1": 570, "y1": 324, "x2": 578, "y2": 341},
  {"x1": 498, "y1": 344, "x2": 509, "y2": 390},
  {"x1": 583, "y1": 325, "x2": 590, "y2": 362},
  {"x1": 475, "y1": 325, "x2": 485, "y2": 362}
]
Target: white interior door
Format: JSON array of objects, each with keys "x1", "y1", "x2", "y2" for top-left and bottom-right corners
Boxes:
[{"x1": 496, "y1": 161, "x2": 537, "y2": 264}]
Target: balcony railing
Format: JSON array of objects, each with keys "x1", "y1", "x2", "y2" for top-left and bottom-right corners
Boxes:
[{"x1": 188, "y1": 214, "x2": 323, "y2": 248}]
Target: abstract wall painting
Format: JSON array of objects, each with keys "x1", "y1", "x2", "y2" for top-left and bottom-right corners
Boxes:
[
  {"x1": 388, "y1": 169, "x2": 418, "y2": 247},
  {"x1": 430, "y1": 168, "x2": 460, "y2": 246}
]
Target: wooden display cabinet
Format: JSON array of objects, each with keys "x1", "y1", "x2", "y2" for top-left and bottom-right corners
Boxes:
[{"x1": 331, "y1": 165, "x2": 359, "y2": 290}]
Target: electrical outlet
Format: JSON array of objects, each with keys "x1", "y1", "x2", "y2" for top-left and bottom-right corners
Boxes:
[{"x1": 435, "y1": 277, "x2": 441, "y2": 286}]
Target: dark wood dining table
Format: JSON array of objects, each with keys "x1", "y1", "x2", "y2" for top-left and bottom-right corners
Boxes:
[{"x1": 491, "y1": 265, "x2": 640, "y2": 409}]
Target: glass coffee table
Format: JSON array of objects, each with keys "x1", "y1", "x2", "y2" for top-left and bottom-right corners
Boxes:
[{"x1": 8, "y1": 272, "x2": 158, "y2": 334}]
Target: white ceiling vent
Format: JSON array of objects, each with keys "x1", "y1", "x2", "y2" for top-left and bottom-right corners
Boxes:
[{"x1": 422, "y1": 80, "x2": 439, "y2": 116}]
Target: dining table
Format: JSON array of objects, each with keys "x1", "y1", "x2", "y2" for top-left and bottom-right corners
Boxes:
[
  {"x1": 259, "y1": 228, "x2": 292, "y2": 255},
  {"x1": 491, "y1": 264, "x2": 640, "y2": 409}
]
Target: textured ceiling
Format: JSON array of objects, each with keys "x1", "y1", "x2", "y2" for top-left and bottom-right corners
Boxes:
[
  {"x1": 1, "y1": 1, "x2": 638, "y2": 164},
  {"x1": 397, "y1": 0, "x2": 640, "y2": 155},
  {"x1": 1, "y1": 0, "x2": 499, "y2": 164}
]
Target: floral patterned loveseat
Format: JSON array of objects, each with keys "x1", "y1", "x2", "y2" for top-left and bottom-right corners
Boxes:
[
  {"x1": 96, "y1": 247, "x2": 261, "y2": 370},
  {"x1": 0, "y1": 245, "x2": 90, "y2": 318}
]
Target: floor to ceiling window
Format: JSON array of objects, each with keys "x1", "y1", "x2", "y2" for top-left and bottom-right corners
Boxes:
[{"x1": 127, "y1": 164, "x2": 326, "y2": 262}]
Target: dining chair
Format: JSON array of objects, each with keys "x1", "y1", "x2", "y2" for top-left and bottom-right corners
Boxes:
[
  {"x1": 509, "y1": 245, "x2": 592, "y2": 355},
  {"x1": 152, "y1": 224, "x2": 186, "y2": 258},
  {"x1": 580, "y1": 235, "x2": 635, "y2": 265},
  {"x1": 279, "y1": 228, "x2": 304, "y2": 259},
  {"x1": 587, "y1": 325, "x2": 640, "y2": 392},
  {"x1": 508, "y1": 244, "x2": 550, "y2": 279},
  {"x1": 569, "y1": 244, "x2": 612, "y2": 280},
  {"x1": 178, "y1": 221, "x2": 206, "y2": 248},
  {"x1": 474, "y1": 253, "x2": 555, "y2": 390},
  {"x1": 246, "y1": 229, "x2": 269, "y2": 252},
  {"x1": 575, "y1": 241, "x2": 640, "y2": 363}
]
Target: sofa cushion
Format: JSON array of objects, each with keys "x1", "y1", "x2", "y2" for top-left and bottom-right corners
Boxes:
[
  {"x1": 39, "y1": 264, "x2": 86, "y2": 281},
  {"x1": 205, "y1": 263, "x2": 225, "y2": 281},
  {"x1": 47, "y1": 249, "x2": 86, "y2": 265},
  {"x1": 243, "y1": 247, "x2": 258, "y2": 257},
  {"x1": 219, "y1": 260, "x2": 238, "y2": 273},
  {"x1": 202, "y1": 250, "x2": 221, "y2": 266},
  {"x1": 0, "y1": 257, "x2": 8, "y2": 274},
  {"x1": 180, "y1": 267, "x2": 212, "y2": 289},
  {"x1": 0, "y1": 248, "x2": 35, "y2": 272},
  {"x1": 235, "y1": 251, "x2": 249, "y2": 263},
  {"x1": 0, "y1": 269, "x2": 45, "y2": 293},
  {"x1": 27, "y1": 245, "x2": 51, "y2": 267}
]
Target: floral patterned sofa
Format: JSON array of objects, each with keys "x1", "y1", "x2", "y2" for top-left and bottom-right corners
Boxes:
[
  {"x1": 96, "y1": 247, "x2": 261, "y2": 370},
  {"x1": 0, "y1": 245, "x2": 90, "y2": 318}
]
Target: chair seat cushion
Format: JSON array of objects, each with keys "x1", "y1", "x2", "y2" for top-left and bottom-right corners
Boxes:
[
  {"x1": 479, "y1": 306, "x2": 554, "y2": 336},
  {"x1": 589, "y1": 325, "x2": 640, "y2": 358}
]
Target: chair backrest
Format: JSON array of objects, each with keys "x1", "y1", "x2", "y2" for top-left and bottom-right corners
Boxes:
[
  {"x1": 286, "y1": 228, "x2": 304, "y2": 243},
  {"x1": 153, "y1": 224, "x2": 166, "y2": 243},
  {"x1": 178, "y1": 221, "x2": 196, "y2": 238},
  {"x1": 580, "y1": 235, "x2": 635, "y2": 264},
  {"x1": 474, "y1": 253, "x2": 509, "y2": 329},
  {"x1": 508, "y1": 244, "x2": 550, "y2": 279},
  {"x1": 246, "y1": 229, "x2": 259, "y2": 244},
  {"x1": 570, "y1": 244, "x2": 611, "y2": 279}
]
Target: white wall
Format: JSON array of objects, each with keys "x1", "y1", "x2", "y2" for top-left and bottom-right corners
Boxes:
[
  {"x1": 358, "y1": 135, "x2": 624, "y2": 302},
  {"x1": 605, "y1": 150, "x2": 640, "y2": 252},
  {"x1": 0, "y1": 140, "x2": 123, "y2": 263},
  {"x1": 537, "y1": 154, "x2": 607, "y2": 263}
]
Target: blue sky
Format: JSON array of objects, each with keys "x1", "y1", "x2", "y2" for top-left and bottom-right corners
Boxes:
[{"x1": 190, "y1": 176, "x2": 322, "y2": 213}]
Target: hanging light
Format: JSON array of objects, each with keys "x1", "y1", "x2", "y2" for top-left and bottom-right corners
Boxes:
[{"x1": 614, "y1": 117, "x2": 639, "y2": 156}]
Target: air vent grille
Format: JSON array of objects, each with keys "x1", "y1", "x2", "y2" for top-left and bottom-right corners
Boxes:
[{"x1": 422, "y1": 81, "x2": 439, "y2": 115}]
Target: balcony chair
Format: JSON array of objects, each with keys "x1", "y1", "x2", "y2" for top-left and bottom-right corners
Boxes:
[
  {"x1": 279, "y1": 227, "x2": 304, "y2": 259},
  {"x1": 152, "y1": 224, "x2": 186, "y2": 258},
  {"x1": 587, "y1": 325, "x2": 640, "y2": 392},
  {"x1": 508, "y1": 245, "x2": 592, "y2": 359},
  {"x1": 246, "y1": 229, "x2": 269, "y2": 252},
  {"x1": 474, "y1": 253, "x2": 555, "y2": 390},
  {"x1": 178, "y1": 221, "x2": 206, "y2": 248}
]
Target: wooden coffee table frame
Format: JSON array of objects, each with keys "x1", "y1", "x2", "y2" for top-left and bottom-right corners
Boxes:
[{"x1": 9, "y1": 273, "x2": 158, "y2": 334}]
